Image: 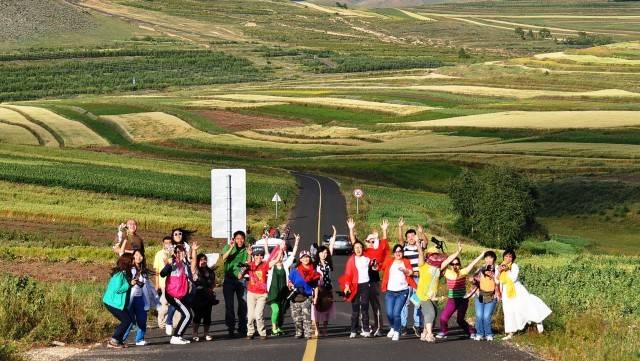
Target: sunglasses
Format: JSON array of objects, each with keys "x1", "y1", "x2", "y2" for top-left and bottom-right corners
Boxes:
[
  {"x1": 451, "y1": 263, "x2": 461, "y2": 266},
  {"x1": 173, "y1": 232, "x2": 182, "y2": 236},
  {"x1": 394, "y1": 250, "x2": 403, "y2": 254}
]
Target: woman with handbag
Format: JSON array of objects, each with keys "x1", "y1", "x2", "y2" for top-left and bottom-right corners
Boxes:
[
  {"x1": 312, "y1": 226, "x2": 337, "y2": 338},
  {"x1": 288, "y1": 249, "x2": 321, "y2": 339},
  {"x1": 160, "y1": 244, "x2": 193, "y2": 345},
  {"x1": 190, "y1": 242, "x2": 217, "y2": 342},
  {"x1": 469, "y1": 251, "x2": 500, "y2": 341}
]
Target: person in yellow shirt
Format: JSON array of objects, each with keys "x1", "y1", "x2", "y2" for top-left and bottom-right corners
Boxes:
[{"x1": 471, "y1": 251, "x2": 499, "y2": 341}]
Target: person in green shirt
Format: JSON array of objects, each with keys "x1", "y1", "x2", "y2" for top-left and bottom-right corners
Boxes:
[
  {"x1": 103, "y1": 254, "x2": 136, "y2": 349},
  {"x1": 222, "y1": 230, "x2": 249, "y2": 338}
]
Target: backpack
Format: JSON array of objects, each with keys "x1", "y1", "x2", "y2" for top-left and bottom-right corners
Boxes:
[{"x1": 166, "y1": 261, "x2": 188, "y2": 299}]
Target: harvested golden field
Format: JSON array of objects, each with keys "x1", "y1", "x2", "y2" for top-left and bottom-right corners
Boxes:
[
  {"x1": 534, "y1": 52, "x2": 640, "y2": 65},
  {"x1": 237, "y1": 130, "x2": 367, "y2": 146},
  {"x1": 266, "y1": 125, "x2": 362, "y2": 138},
  {"x1": 214, "y1": 94, "x2": 437, "y2": 115},
  {"x1": 185, "y1": 99, "x2": 286, "y2": 108},
  {"x1": 0, "y1": 107, "x2": 59, "y2": 146},
  {"x1": 461, "y1": 141, "x2": 640, "y2": 159},
  {"x1": 0, "y1": 122, "x2": 39, "y2": 145},
  {"x1": 360, "y1": 132, "x2": 498, "y2": 152},
  {"x1": 101, "y1": 112, "x2": 201, "y2": 142},
  {"x1": 392, "y1": 111, "x2": 640, "y2": 129},
  {"x1": 397, "y1": 9, "x2": 435, "y2": 21},
  {"x1": 2, "y1": 105, "x2": 108, "y2": 147}
]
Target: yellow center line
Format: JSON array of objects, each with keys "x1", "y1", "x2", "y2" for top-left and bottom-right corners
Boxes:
[{"x1": 296, "y1": 173, "x2": 322, "y2": 361}]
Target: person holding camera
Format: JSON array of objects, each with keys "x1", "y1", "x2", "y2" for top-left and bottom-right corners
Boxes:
[
  {"x1": 242, "y1": 239, "x2": 279, "y2": 340},
  {"x1": 154, "y1": 236, "x2": 175, "y2": 335},
  {"x1": 380, "y1": 244, "x2": 417, "y2": 341},
  {"x1": 312, "y1": 226, "x2": 337, "y2": 338},
  {"x1": 122, "y1": 249, "x2": 158, "y2": 346},
  {"x1": 113, "y1": 219, "x2": 145, "y2": 256},
  {"x1": 103, "y1": 254, "x2": 135, "y2": 349},
  {"x1": 497, "y1": 249, "x2": 551, "y2": 340},
  {"x1": 436, "y1": 242, "x2": 484, "y2": 340},
  {"x1": 288, "y1": 249, "x2": 321, "y2": 339},
  {"x1": 222, "y1": 230, "x2": 249, "y2": 338},
  {"x1": 190, "y1": 242, "x2": 217, "y2": 342},
  {"x1": 415, "y1": 227, "x2": 447, "y2": 343},
  {"x1": 468, "y1": 251, "x2": 500, "y2": 341},
  {"x1": 160, "y1": 245, "x2": 193, "y2": 345},
  {"x1": 339, "y1": 240, "x2": 373, "y2": 338}
]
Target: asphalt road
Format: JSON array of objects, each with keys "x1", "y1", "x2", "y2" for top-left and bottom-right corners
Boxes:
[{"x1": 71, "y1": 173, "x2": 538, "y2": 361}]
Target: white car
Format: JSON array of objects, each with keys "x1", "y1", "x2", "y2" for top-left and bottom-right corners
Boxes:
[{"x1": 251, "y1": 237, "x2": 291, "y2": 259}]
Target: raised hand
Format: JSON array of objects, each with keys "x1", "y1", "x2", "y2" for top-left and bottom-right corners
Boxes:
[
  {"x1": 417, "y1": 224, "x2": 424, "y2": 234},
  {"x1": 294, "y1": 233, "x2": 301, "y2": 244},
  {"x1": 398, "y1": 217, "x2": 405, "y2": 229},
  {"x1": 347, "y1": 217, "x2": 356, "y2": 230},
  {"x1": 192, "y1": 241, "x2": 200, "y2": 252},
  {"x1": 380, "y1": 219, "x2": 389, "y2": 232},
  {"x1": 457, "y1": 241, "x2": 462, "y2": 253},
  {"x1": 331, "y1": 225, "x2": 337, "y2": 238}
]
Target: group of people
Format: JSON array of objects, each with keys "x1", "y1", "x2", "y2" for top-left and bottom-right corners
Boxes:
[{"x1": 102, "y1": 217, "x2": 552, "y2": 349}]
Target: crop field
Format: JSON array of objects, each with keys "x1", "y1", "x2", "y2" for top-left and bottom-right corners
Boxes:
[{"x1": 2, "y1": 0, "x2": 640, "y2": 360}]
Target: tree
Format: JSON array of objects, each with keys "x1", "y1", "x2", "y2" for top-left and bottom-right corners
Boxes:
[
  {"x1": 458, "y1": 47, "x2": 471, "y2": 59},
  {"x1": 449, "y1": 166, "x2": 541, "y2": 249},
  {"x1": 539, "y1": 28, "x2": 552, "y2": 39},
  {"x1": 514, "y1": 27, "x2": 525, "y2": 39}
]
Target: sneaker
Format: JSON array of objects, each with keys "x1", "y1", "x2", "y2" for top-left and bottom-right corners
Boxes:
[
  {"x1": 260, "y1": 335, "x2": 268, "y2": 340},
  {"x1": 180, "y1": 337, "x2": 191, "y2": 344},
  {"x1": 349, "y1": 332, "x2": 357, "y2": 339},
  {"x1": 295, "y1": 334, "x2": 304, "y2": 339},
  {"x1": 413, "y1": 326, "x2": 421, "y2": 338},
  {"x1": 486, "y1": 336, "x2": 494, "y2": 341},
  {"x1": 165, "y1": 325, "x2": 173, "y2": 336},
  {"x1": 246, "y1": 334, "x2": 254, "y2": 340},
  {"x1": 473, "y1": 335, "x2": 483, "y2": 341},
  {"x1": 387, "y1": 328, "x2": 395, "y2": 338},
  {"x1": 536, "y1": 323, "x2": 544, "y2": 334},
  {"x1": 135, "y1": 340, "x2": 147, "y2": 346},
  {"x1": 401, "y1": 328, "x2": 408, "y2": 336},
  {"x1": 502, "y1": 334, "x2": 513, "y2": 341},
  {"x1": 205, "y1": 335, "x2": 213, "y2": 341},
  {"x1": 435, "y1": 333, "x2": 447, "y2": 339},
  {"x1": 470, "y1": 333, "x2": 477, "y2": 340},
  {"x1": 170, "y1": 336, "x2": 189, "y2": 345},
  {"x1": 192, "y1": 337, "x2": 200, "y2": 342},
  {"x1": 392, "y1": 332, "x2": 400, "y2": 341},
  {"x1": 361, "y1": 331, "x2": 371, "y2": 338},
  {"x1": 373, "y1": 329, "x2": 383, "y2": 337}
]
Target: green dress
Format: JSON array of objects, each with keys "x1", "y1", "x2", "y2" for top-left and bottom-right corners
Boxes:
[{"x1": 267, "y1": 266, "x2": 287, "y2": 304}]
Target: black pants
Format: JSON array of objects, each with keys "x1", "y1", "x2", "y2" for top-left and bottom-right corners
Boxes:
[
  {"x1": 105, "y1": 303, "x2": 132, "y2": 343},
  {"x1": 192, "y1": 296, "x2": 213, "y2": 326},
  {"x1": 166, "y1": 293, "x2": 193, "y2": 337},
  {"x1": 351, "y1": 282, "x2": 371, "y2": 333},
  {"x1": 223, "y1": 278, "x2": 247, "y2": 334}
]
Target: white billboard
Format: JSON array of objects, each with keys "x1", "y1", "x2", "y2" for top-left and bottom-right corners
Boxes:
[{"x1": 211, "y1": 169, "x2": 246, "y2": 241}]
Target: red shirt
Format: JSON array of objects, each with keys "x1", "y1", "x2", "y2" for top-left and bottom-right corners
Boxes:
[
  {"x1": 364, "y1": 238, "x2": 390, "y2": 265},
  {"x1": 247, "y1": 262, "x2": 269, "y2": 294}
]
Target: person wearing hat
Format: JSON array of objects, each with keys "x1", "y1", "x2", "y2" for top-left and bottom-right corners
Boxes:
[
  {"x1": 415, "y1": 226, "x2": 447, "y2": 342},
  {"x1": 288, "y1": 248, "x2": 321, "y2": 339},
  {"x1": 347, "y1": 217, "x2": 390, "y2": 336},
  {"x1": 241, "y1": 239, "x2": 279, "y2": 340}
]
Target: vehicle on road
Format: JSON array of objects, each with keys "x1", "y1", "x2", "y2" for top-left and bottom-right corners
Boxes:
[{"x1": 322, "y1": 234, "x2": 352, "y2": 254}]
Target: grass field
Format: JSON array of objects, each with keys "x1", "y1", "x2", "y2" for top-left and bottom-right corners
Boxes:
[{"x1": 2, "y1": 0, "x2": 640, "y2": 360}]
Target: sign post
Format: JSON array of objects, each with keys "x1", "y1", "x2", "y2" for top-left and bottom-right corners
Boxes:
[
  {"x1": 272, "y1": 193, "x2": 282, "y2": 220},
  {"x1": 211, "y1": 169, "x2": 246, "y2": 243},
  {"x1": 353, "y1": 188, "x2": 364, "y2": 214}
]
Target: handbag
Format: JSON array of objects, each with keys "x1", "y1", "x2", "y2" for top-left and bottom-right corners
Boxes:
[{"x1": 166, "y1": 263, "x2": 188, "y2": 299}]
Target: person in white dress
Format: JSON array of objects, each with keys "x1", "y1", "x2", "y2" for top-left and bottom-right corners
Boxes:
[{"x1": 497, "y1": 249, "x2": 552, "y2": 340}]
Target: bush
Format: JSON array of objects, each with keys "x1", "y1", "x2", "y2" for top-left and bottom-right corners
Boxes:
[{"x1": 449, "y1": 166, "x2": 542, "y2": 249}]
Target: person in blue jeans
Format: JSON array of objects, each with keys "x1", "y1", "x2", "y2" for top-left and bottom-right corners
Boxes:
[
  {"x1": 471, "y1": 251, "x2": 499, "y2": 341},
  {"x1": 380, "y1": 244, "x2": 417, "y2": 341},
  {"x1": 103, "y1": 254, "x2": 134, "y2": 349},
  {"x1": 123, "y1": 249, "x2": 159, "y2": 346}
]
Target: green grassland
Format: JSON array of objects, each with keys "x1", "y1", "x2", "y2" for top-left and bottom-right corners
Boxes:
[{"x1": 1, "y1": 0, "x2": 640, "y2": 360}]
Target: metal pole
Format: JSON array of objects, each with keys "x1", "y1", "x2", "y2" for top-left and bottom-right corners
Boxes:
[
  {"x1": 275, "y1": 200, "x2": 278, "y2": 220},
  {"x1": 228, "y1": 175, "x2": 232, "y2": 242},
  {"x1": 356, "y1": 197, "x2": 359, "y2": 214}
]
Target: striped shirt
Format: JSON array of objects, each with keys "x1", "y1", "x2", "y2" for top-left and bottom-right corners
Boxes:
[
  {"x1": 403, "y1": 244, "x2": 420, "y2": 275},
  {"x1": 444, "y1": 269, "x2": 469, "y2": 298}
]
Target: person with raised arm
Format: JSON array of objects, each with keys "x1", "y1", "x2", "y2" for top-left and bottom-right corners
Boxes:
[
  {"x1": 468, "y1": 250, "x2": 500, "y2": 341},
  {"x1": 160, "y1": 245, "x2": 193, "y2": 345},
  {"x1": 397, "y1": 217, "x2": 423, "y2": 337},
  {"x1": 415, "y1": 225, "x2": 442, "y2": 342},
  {"x1": 241, "y1": 237, "x2": 279, "y2": 340},
  {"x1": 346, "y1": 217, "x2": 389, "y2": 336},
  {"x1": 189, "y1": 242, "x2": 217, "y2": 342},
  {"x1": 288, "y1": 243, "x2": 321, "y2": 339},
  {"x1": 380, "y1": 243, "x2": 417, "y2": 341},
  {"x1": 436, "y1": 242, "x2": 484, "y2": 340},
  {"x1": 112, "y1": 219, "x2": 145, "y2": 256},
  {"x1": 340, "y1": 224, "x2": 373, "y2": 338},
  {"x1": 222, "y1": 230, "x2": 249, "y2": 338},
  {"x1": 312, "y1": 226, "x2": 337, "y2": 338},
  {"x1": 267, "y1": 234, "x2": 300, "y2": 336}
]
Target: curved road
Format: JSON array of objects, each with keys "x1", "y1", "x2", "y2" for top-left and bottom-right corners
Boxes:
[{"x1": 70, "y1": 173, "x2": 537, "y2": 361}]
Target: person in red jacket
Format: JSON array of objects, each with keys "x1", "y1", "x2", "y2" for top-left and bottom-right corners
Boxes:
[
  {"x1": 379, "y1": 244, "x2": 417, "y2": 341},
  {"x1": 347, "y1": 217, "x2": 391, "y2": 336},
  {"x1": 339, "y1": 240, "x2": 373, "y2": 338}
]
